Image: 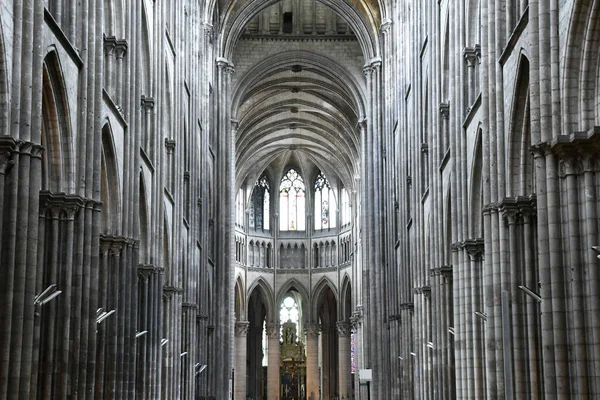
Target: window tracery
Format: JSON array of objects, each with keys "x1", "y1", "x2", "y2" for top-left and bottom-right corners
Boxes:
[{"x1": 280, "y1": 169, "x2": 305, "y2": 231}]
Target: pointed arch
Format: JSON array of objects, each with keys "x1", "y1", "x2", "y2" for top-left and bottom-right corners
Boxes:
[
  {"x1": 312, "y1": 276, "x2": 339, "y2": 320},
  {"x1": 41, "y1": 49, "x2": 75, "y2": 193},
  {"x1": 247, "y1": 277, "x2": 275, "y2": 322},
  {"x1": 139, "y1": 171, "x2": 150, "y2": 263},
  {"x1": 101, "y1": 122, "x2": 122, "y2": 234},
  {"x1": 0, "y1": 19, "x2": 8, "y2": 134},
  {"x1": 340, "y1": 274, "x2": 353, "y2": 321},
  {"x1": 469, "y1": 125, "x2": 484, "y2": 237},
  {"x1": 276, "y1": 278, "x2": 310, "y2": 318},
  {"x1": 234, "y1": 276, "x2": 246, "y2": 321},
  {"x1": 507, "y1": 54, "x2": 533, "y2": 197}
]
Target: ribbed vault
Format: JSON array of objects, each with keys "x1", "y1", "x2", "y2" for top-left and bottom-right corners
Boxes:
[{"x1": 234, "y1": 49, "x2": 364, "y2": 191}]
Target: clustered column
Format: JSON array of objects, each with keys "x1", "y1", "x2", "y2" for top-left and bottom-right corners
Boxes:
[
  {"x1": 336, "y1": 321, "x2": 352, "y2": 398},
  {"x1": 305, "y1": 323, "x2": 320, "y2": 400},
  {"x1": 266, "y1": 323, "x2": 280, "y2": 400},
  {"x1": 234, "y1": 321, "x2": 250, "y2": 400}
]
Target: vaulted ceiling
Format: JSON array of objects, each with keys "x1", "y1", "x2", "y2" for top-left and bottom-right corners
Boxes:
[{"x1": 226, "y1": 0, "x2": 380, "y2": 192}]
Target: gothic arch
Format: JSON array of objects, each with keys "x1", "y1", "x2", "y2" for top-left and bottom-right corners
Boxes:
[
  {"x1": 562, "y1": 0, "x2": 600, "y2": 132},
  {"x1": 312, "y1": 276, "x2": 339, "y2": 320},
  {"x1": 507, "y1": 54, "x2": 533, "y2": 197},
  {"x1": 41, "y1": 50, "x2": 75, "y2": 193},
  {"x1": 469, "y1": 126, "x2": 483, "y2": 237},
  {"x1": 139, "y1": 172, "x2": 150, "y2": 263},
  {"x1": 276, "y1": 278, "x2": 310, "y2": 320},
  {"x1": 247, "y1": 277, "x2": 275, "y2": 322},
  {"x1": 234, "y1": 276, "x2": 246, "y2": 320},
  {"x1": 101, "y1": 122, "x2": 122, "y2": 234},
  {"x1": 340, "y1": 274, "x2": 352, "y2": 321},
  {"x1": 216, "y1": 0, "x2": 380, "y2": 61},
  {"x1": 0, "y1": 19, "x2": 8, "y2": 134}
]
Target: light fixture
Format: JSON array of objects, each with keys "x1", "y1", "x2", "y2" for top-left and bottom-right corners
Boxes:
[
  {"x1": 35, "y1": 284, "x2": 62, "y2": 305},
  {"x1": 410, "y1": 352, "x2": 416, "y2": 357},
  {"x1": 161, "y1": 338, "x2": 169, "y2": 347},
  {"x1": 474, "y1": 311, "x2": 487, "y2": 321},
  {"x1": 196, "y1": 365, "x2": 207, "y2": 375},
  {"x1": 180, "y1": 352, "x2": 188, "y2": 357},
  {"x1": 398, "y1": 356, "x2": 403, "y2": 360},
  {"x1": 519, "y1": 285, "x2": 542, "y2": 303},
  {"x1": 427, "y1": 342, "x2": 434, "y2": 349},
  {"x1": 592, "y1": 246, "x2": 600, "y2": 259},
  {"x1": 96, "y1": 309, "x2": 116, "y2": 324},
  {"x1": 448, "y1": 327, "x2": 455, "y2": 336},
  {"x1": 135, "y1": 331, "x2": 148, "y2": 338}
]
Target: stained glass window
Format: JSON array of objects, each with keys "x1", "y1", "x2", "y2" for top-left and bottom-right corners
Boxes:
[
  {"x1": 251, "y1": 175, "x2": 270, "y2": 230},
  {"x1": 351, "y1": 333, "x2": 356, "y2": 373},
  {"x1": 314, "y1": 172, "x2": 336, "y2": 230},
  {"x1": 280, "y1": 169, "x2": 305, "y2": 231},
  {"x1": 236, "y1": 188, "x2": 244, "y2": 227}
]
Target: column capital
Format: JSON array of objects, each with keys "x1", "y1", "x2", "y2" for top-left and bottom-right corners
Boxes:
[
  {"x1": 304, "y1": 323, "x2": 321, "y2": 338},
  {"x1": 363, "y1": 57, "x2": 382, "y2": 76},
  {"x1": 462, "y1": 238, "x2": 485, "y2": 261},
  {"x1": 380, "y1": 19, "x2": 393, "y2": 34},
  {"x1": 335, "y1": 321, "x2": 352, "y2": 337},
  {"x1": 115, "y1": 39, "x2": 128, "y2": 59},
  {"x1": 463, "y1": 46, "x2": 478, "y2": 67},
  {"x1": 235, "y1": 321, "x2": 250, "y2": 337},
  {"x1": 266, "y1": 323, "x2": 280, "y2": 339},
  {"x1": 103, "y1": 35, "x2": 117, "y2": 56},
  {"x1": 216, "y1": 57, "x2": 235, "y2": 74},
  {"x1": 141, "y1": 95, "x2": 155, "y2": 110},
  {"x1": 439, "y1": 102, "x2": 450, "y2": 119}
]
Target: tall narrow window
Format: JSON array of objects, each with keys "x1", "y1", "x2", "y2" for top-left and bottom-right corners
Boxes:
[
  {"x1": 251, "y1": 175, "x2": 270, "y2": 230},
  {"x1": 341, "y1": 188, "x2": 350, "y2": 226},
  {"x1": 236, "y1": 188, "x2": 244, "y2": 227},
  {"x1": 279, "y1": 169, "x2": 305, "y2": 231},
  {"x1": 314, "y1": 172, "x2": 336, "y2": 230}
]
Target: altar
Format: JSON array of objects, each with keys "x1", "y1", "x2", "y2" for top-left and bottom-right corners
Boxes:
[{"x1": 280, "y1": 321, "x2": 306, "y2": 400}]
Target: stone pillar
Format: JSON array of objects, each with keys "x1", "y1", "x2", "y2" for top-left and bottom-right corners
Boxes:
[
  {"x1": 266, "y1": 323, "x2": 280, "y2": 400},
  {"x1": 235, "y1": 321, "x2": 250, "y2": 400},
  {"x1": 305, "y1": 323, "x2": 320, "y2": 400},
  {"x1": 336, "y1": 321, "x2": 352, "y2": 399}
]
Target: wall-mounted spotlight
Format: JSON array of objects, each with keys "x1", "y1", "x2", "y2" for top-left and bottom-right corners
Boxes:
[
  {"x1": 135, "y1": 331, "x2": 148, "y2": 338},
  {"x1": 592, "y1": 246, "x2": 600, "y2": 259},
  {"x1": 519, "y1": 285, "x2": 542, "y2": 303},
  {"x1": 474, "y1": 311, "x2": 487, "y2": 321},
  {"x1": 448, "y1": 327, "x2": 455, "y2": 336},
  {"x1": 180, "y1": 352, "x2": 188, "y2": 357},
  {"x1": 196, "y1": 365, "x2": 207, "y2": 375},
  {"x1": 35, "y1": 284, "x2": 62, "y2": 305},
  {"x1": 426, "y1": 342, "x2": 434, "y2": 349},
  {"x1": 96, "y1": 309, "x2": 116, "y2": 324},
  {"x1": 160, "y1": 338, "x2": 169, "y2": 347},
  {"x1": 410, "y1": 352, "x2": 416, "y2": 357}
]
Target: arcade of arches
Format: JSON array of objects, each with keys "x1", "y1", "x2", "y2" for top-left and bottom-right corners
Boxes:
[{"x1": 1, "y1": 0, "x2": 600, "y2": 399}]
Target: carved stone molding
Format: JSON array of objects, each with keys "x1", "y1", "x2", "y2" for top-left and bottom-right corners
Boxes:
[
  {"x1": 304, "y1": 323, "x2": 321, "y2": 338},
  {"x1": 335, "y1": 321, "x2": 352, "y2": 337},
  {"x1": 235, "y1": 321, "x2": 250, "y2": 337},
  {"x1": 265, "y1": 323, "x2": 280, "y2": 339},
  {"x1": 439, "y1": 103, "x2": 450, "y2": 119},
  {"x1": 462, "y1": 239, "x2": 485, "y2": 261},
  {"x1": 165, "y1": 138, "x2": 176, "y2": 153},
  {"x1": 430, "y1": 265, "x2": 453, "y2": 277},
  {"x1": 414, "y1": 286, "x2": 431, "y2": 297},
  {"x1": 399, "y1": 302, "x2": 415, "y2": 312},
  {"x1": 141, "y1": 95, "x2": 155, "y2": 110},
  {"x1": 115, "y1": 39, "x2": 128, "y2": 59},
  {"x1": 137, "y1": 264, "x2": 155, "y2": 280}
]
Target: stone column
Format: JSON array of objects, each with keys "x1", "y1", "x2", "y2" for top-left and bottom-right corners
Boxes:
[
  {"x1": 235, "y1": 321, "x2": 250, "y2": 400},
  {"x1": 305, "y1": 323, "x2": 320, "y2": 400},
  {"x1": 336, "y1": 321, "x2": 352, "y2": 399},
  {"x1": 266, "y1": 323, "x2": 280, "y2": 400}
]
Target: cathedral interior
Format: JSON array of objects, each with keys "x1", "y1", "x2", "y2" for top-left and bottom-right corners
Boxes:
[{"x1": 1, "y1": 0, "x2": 600, "y2": 399}]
